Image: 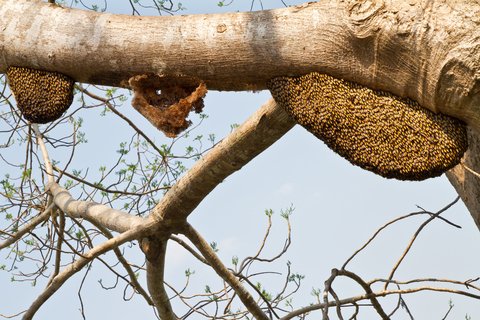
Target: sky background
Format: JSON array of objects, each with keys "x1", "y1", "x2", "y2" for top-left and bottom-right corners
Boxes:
[{"x1": 1, "y1": 1, "x2": 479, "y2": 319}]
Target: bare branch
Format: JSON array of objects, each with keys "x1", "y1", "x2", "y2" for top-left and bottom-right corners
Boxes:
[
  {"x1": 281, "y1": 285, "x2": 480, "y2": 320},
  {"x1": 145, "y1": 237, "x2": 177, "y2": 320},
  {"x1": 93, "y1": 222, "x2": 154, "y2": 306},
  {"x1": 384, "y1": 197, "x2": 460, "y2": 290},
  {"x1": 47, "y1": 182, "x2": 146, "y2": 233},
  {"x1": 23, "y1": 220, "x2": 156, "y2": 320},
  {"x1": 47, "y1": 209, "x2": 65, "y2": 285},
  {"x1": 0, "y1": 202, "x2": 54, "y2": 250},
  {"x1": 149, "y1": 98, "x2": 295, "y2": 223},
  {"x1": 170, "y1": 235, "x2": 209, "y2": 265},
  {"x1": 342, "y1": 197, "x2": 461, "y2": 270},
  {"x1": 182, "y1": 223, "x2": 269, "y2": 320},
  {"x1": 31, "y1": 124, "x2": 54, "y2": 184}
]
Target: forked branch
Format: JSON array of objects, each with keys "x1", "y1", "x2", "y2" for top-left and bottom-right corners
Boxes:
[
  {"x1": 182, "y1": 223, "x2": 269, "y2": 320},
  {"x1": 23, "y1": 220, "x2": 157, "y2": 320}
]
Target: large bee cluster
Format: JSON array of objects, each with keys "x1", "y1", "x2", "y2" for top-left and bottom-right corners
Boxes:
[
  {"x1": 268, "y1": 72, "x2": 468, "y2": 180},
  {"x1": 7, "y1": 66, "x2": 74, "y2": 123}
]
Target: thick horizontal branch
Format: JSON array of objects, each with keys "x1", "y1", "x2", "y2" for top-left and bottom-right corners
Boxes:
[
  {"x1": 1, "y1": 1, "x2": 480, "y2": 130},
  {"x1": 47, "y1": 182, "x2": 147, "y2": 233}
]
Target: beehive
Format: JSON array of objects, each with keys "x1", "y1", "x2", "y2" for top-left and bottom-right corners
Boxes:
[
  {"x1": 7, "y1": 66, "x2": 74, "y2": 123},
  {"x1": 268, "y1": 72, "x2": 467, "y2": 180}
]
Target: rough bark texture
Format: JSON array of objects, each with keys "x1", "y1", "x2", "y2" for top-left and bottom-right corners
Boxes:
[
  {"x1": 447, "y1": 130, "x2": 480, "y2": 230},
  {"x1": 1, "y1": 0, "x2": 480, "y2": 130}
]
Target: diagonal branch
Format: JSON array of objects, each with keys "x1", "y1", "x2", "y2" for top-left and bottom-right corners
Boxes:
[
  {"x1": 31, "y1": 124, "x2": 54, "y2": 184},
  {"x1": 384, "y1": 197, "x2": 460, "y2": 290},
  {"x1": 148, "y1": 98, "x2": 296, "y2": 224},
  {"x1": 182, "y1": 222, "x2": 269, "y2": 320},
  {"x1": 23, "y1": 220, "x2": 157, "y2": 320},
  {"x1": 93, "y1": 222, "x2": 154, "y2": 306}
]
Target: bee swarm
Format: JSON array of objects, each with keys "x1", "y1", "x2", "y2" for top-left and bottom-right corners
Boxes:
[
  {"x1": 7, "y1": 66, "x2": 74, "y2": 123},
  {"x1": 268, "y1": 72, "x2": 468, "y2": 181}
]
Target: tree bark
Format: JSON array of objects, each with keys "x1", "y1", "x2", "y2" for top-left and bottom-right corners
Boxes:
[
  {"x1": 447, "y1": 130, "x2": 480, "y2": 230},
  {"x1": 1, "y1": 0, "x2": 480, "y2": 129},
  {"x1": 1, "y1": 0, "x2": 480, "y2": 228}
]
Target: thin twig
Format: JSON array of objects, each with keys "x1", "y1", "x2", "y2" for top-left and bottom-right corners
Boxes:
[
  {"x1": 76, "y1": 85, "x2": 165, "y2": 157},
  {"x1": 94, "y1": 222, "x2": 154, "y2": 306},
  {"x1": 170, "y1": 234, "x2": 209, "y2": 265},
  {"x1": 384, "y1": 197, "x2": 460, "y2": 290},
  {"x1": 47, "y1": 209, "x2": 65, "y2": 286},
  {"x1": 0, "y1": 203, "x2": 54, "y2": 250}
]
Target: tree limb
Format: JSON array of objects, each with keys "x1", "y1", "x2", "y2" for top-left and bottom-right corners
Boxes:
[
  {"x1": 148, "y1": 98, "x2": 295, "y2": 224},
  {"x1": 145, "y1": 237, "x2": 177, "y2": 320},
  {"x1": 23, "y1": 220, "x2": 157, "y2": 320},
  {"x1": 47, "y1": 182, "x2": 147, "y2": 233},
  {"x1": 1, "y1": 0, "x2": 480, "y2": 130},
  {"x1": 182, "y1": 223, "x2": 269, "y2": 320}
]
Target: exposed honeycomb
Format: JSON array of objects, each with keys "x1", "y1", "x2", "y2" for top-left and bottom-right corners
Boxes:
[
  {"x1": 268, "y1": 72, "x2": 468, "y2": 181},
  {"x1": 7, "y1": 66, "x2": 74, "y2": 123},
  {"x1": 129, "y1": 74, "x2": 207, "y2": 138}
]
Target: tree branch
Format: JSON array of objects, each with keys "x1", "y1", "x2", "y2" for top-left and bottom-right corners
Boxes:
[
  {"x1": 384, "y1": 197, "x2": 460, "y2": 290},
  {"x1": 148, "y1": 98, "x2": 295, "y2": 224},
  {"x1": 280, "y1": 284, "x2": 480, "y2": 320},
  {"x1": 1, "y1": 1, "x2": 480, "y2": 130},
  {"x1": 93, "y1": 222, "x2": 154, "y2": 306},
  {"x1": 47, "y1": 182, "x2": 147, "y2": 233},
  {"x1": 31, "y1": 124, "x2": 54, "y2": 184},
  {"x1": 145, "y1": 237, "x2": 177, "y2": 320},
  {"x1": 0, "y1": 203, "x2": 54, "y2": 250},
  {"x1": 182, "y1": 223, "x2": 269, "y2": 320},
  {"x1": 23, "y1": 220, "x2": 156, "y2": 320}
]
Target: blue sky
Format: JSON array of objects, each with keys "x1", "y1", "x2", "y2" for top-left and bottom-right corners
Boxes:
[{"x1": 1, "y1": 1, "x2": 479, "y2": 319}]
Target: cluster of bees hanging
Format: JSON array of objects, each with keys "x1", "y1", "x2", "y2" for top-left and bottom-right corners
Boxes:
[
  {"x1": 6, "y1": 66, "x2": 74, "y2": 123},
  {"x1": 5, "y1": 66, "x2": 468, "y2": 180},
  {"x1": 268, "y1": 72, "x2": 468, "y2": 180}
]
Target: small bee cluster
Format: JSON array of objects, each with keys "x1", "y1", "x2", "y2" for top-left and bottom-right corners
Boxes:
[
  {"x1": 268, "y1": 72, "x2": 468, "y2": 180},
  {"x1": 7, "y1": 66, "x2": 74, "y2": 123}
]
